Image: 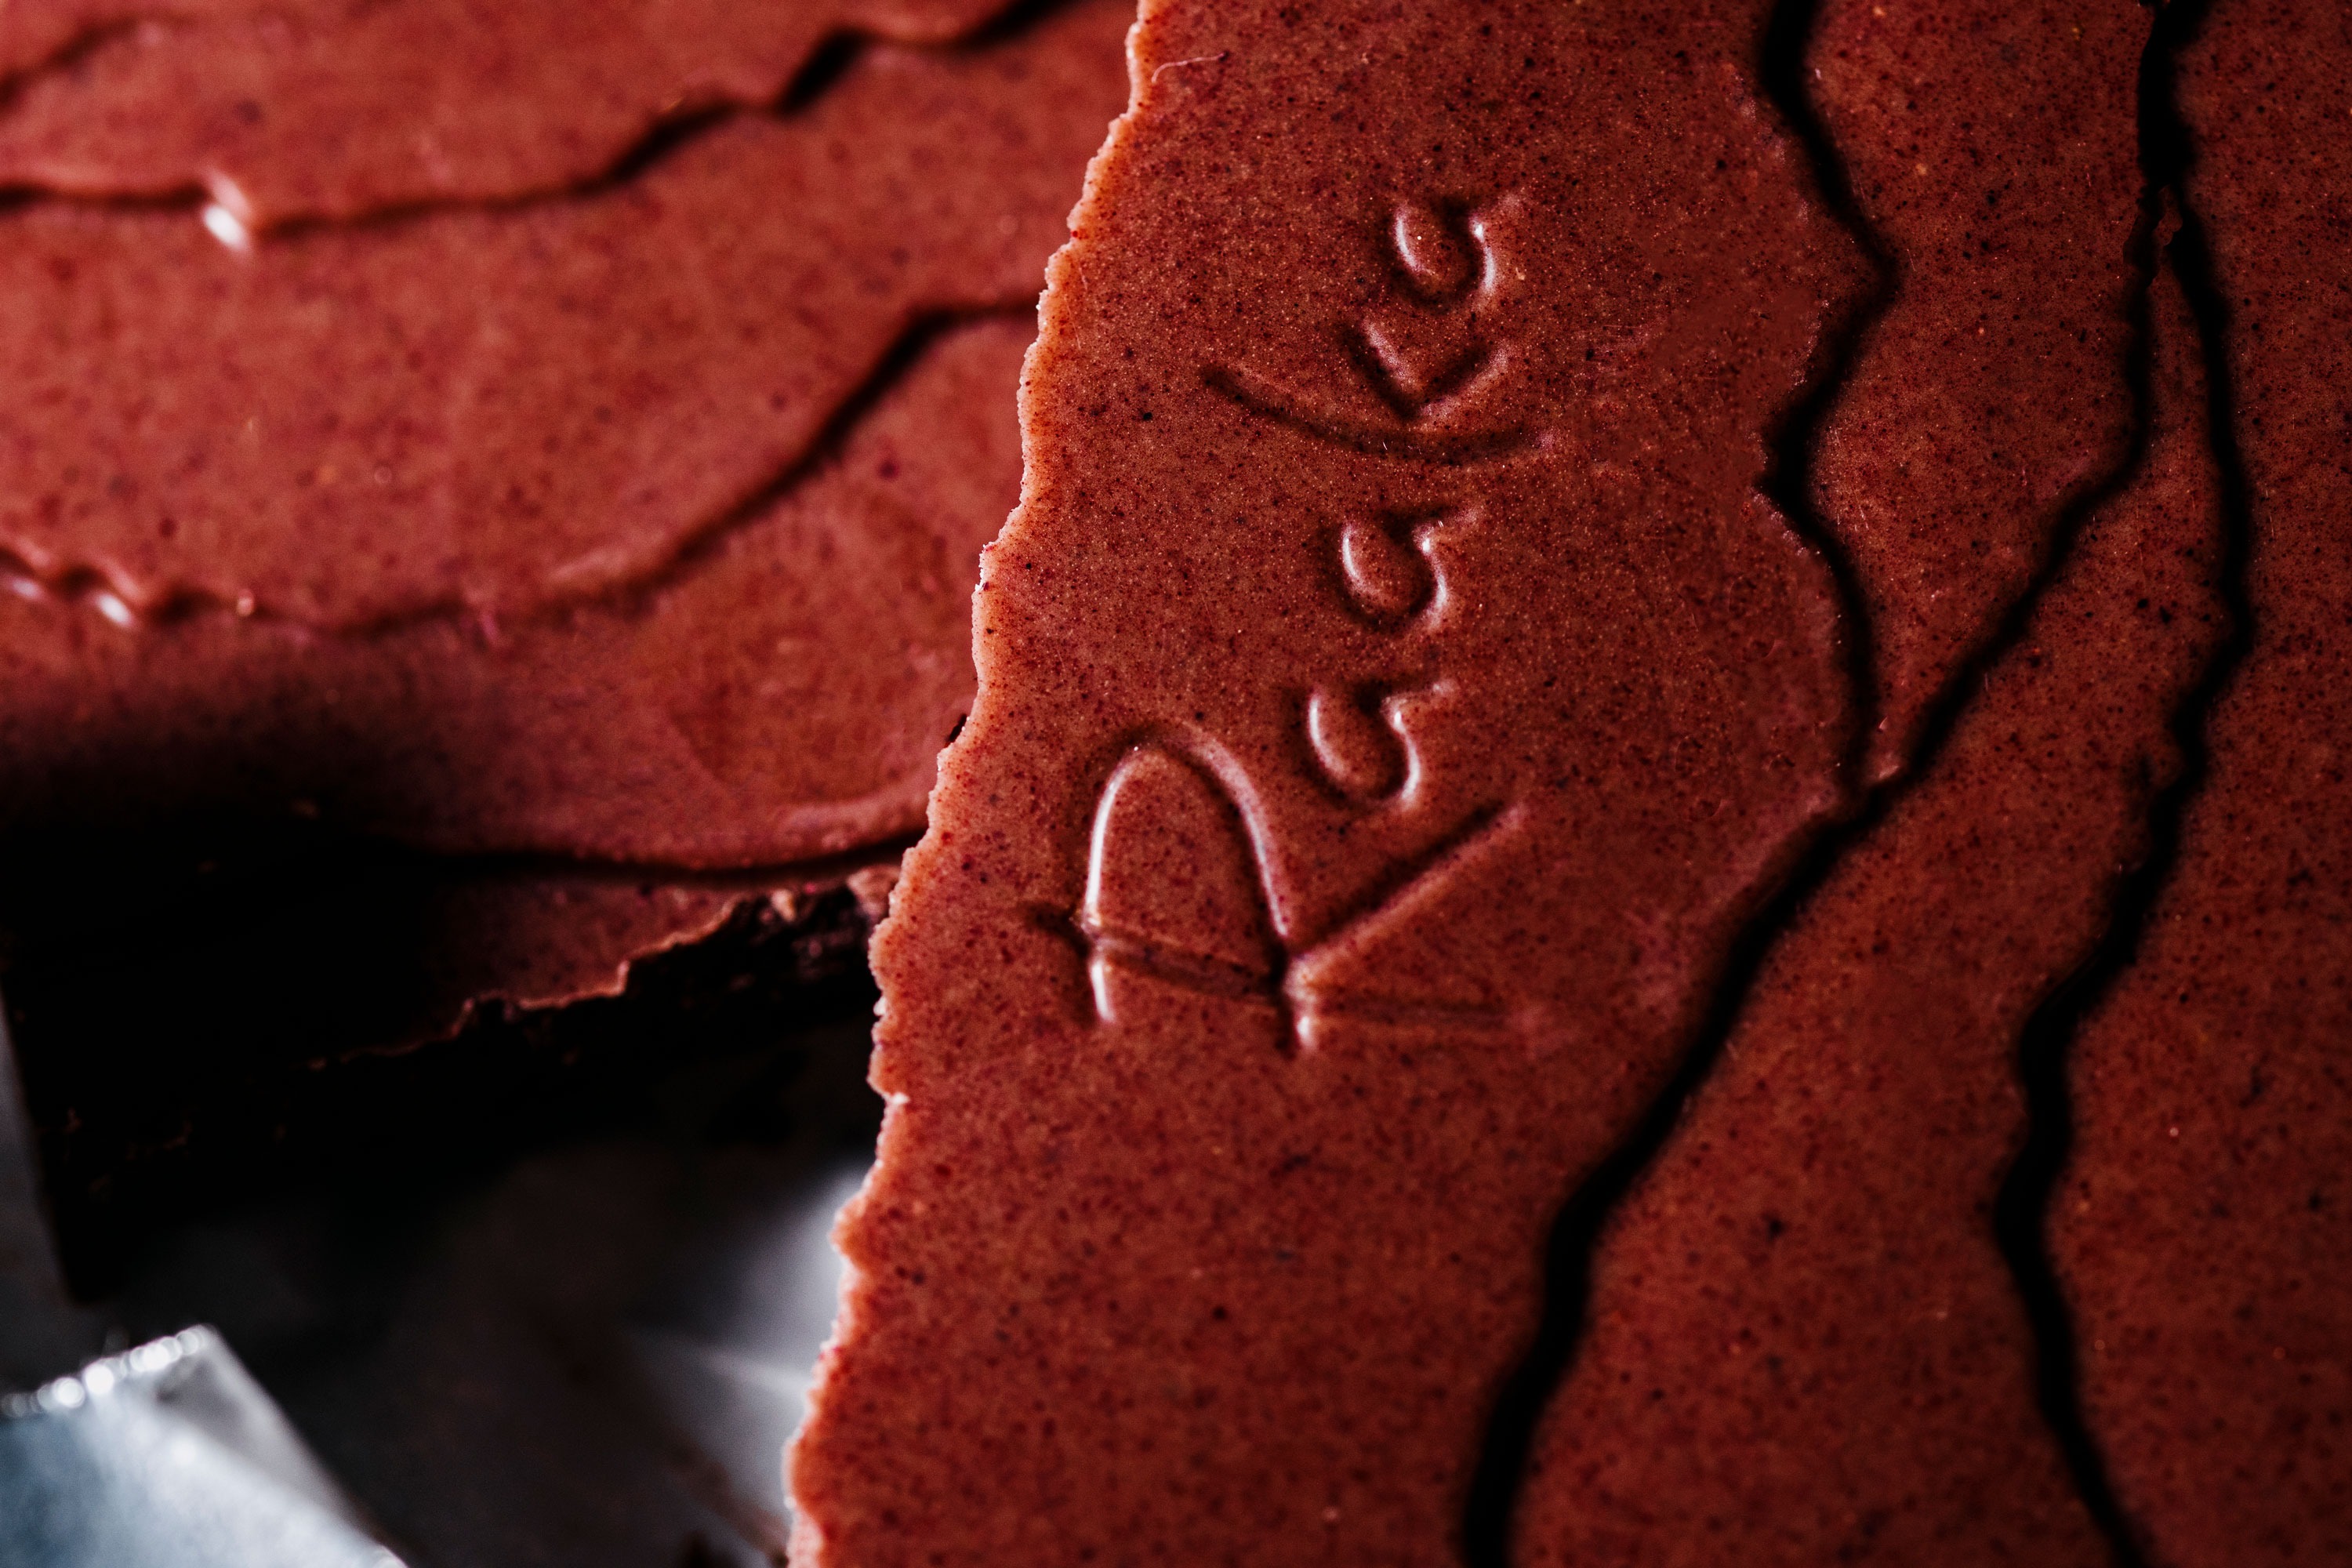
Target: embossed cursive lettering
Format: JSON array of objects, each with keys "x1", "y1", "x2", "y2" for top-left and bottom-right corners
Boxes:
[
  {"x1": 1071, "y1": 735, "x2": 1519, "y2": 1049},
  {"x1": 1203, "y1": 196, "x2": 1537, "y2": 461}
]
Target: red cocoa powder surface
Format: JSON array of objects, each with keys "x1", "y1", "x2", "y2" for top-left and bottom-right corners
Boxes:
[
  {"x1": 791, "y1": 0, "x2": 1870, "y2": 1559},
  {"x1": 2053, "y1": 2, "x2": 2352, "y2": 1560},
  {"x1": 0, "y1": 0, "x2": 1011, "y2": 223},
  {"x1": 1513, "y1": 249, "x2": 2222, "y2": 1568},
  {"x1": 1806, "y1": 0, "x2": 2149, "y2": 782},
  {"x1": 0, "y1": 1, "x2": 1127, "y2": 1068}
]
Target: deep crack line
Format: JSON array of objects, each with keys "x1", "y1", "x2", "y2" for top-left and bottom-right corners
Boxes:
[
  {"x1": 564, "y1": 304, "x2": 1036, "y2": 619},
  {"x1": 1457, "y1": 0, "x2": 1893, "y2": 1557},
  {"x1": 1461, "y1": 0, "x2": 2176, "y2": 1558},
  {"x1": 2, "y1": 303, "x2": 1034, "y2": 638},
  {"x1": 0, "y1": 0, "x2": 1092, "y2": 234},
  {"x1": 1991, "y1": 3, "x2": 2256, "y2": 1563}
]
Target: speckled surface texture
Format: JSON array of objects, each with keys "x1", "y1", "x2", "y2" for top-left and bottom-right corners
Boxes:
[
  {"x1": 1512, "y1": 249, "x2": 2223, "y2": 1568},
  {"x1": 0, "y1": 317, "x2": 1037, "y2": 864},
  {"x1": 0, "y1": 2, "x2": 1123, "y2": 634},
  {"x1": 790, "y1": 0, "x2": 2347, "y2": 1563},
  {"x1": 1806, "y1": 0, "x2": 2150, "y2": 780},
  {"x1": 5, "y1": 0, "x2": 2349, "y2": 1559},
  {"x1": 0, "y1": 0, "x2": 1127, "y2": 1259},
  {"x1": 792, "y1": 0, "x2": 1870, "y2": 1559},
  {"x1": 0, "y1": 0, "x2": 1012, "y2": 223},
  {"x1": 2053, "y1": 2, "x2": 2352, "y2": 1560},
  {"x1": 0, "y1": 0, "x2": 1134, "y2": 975}
]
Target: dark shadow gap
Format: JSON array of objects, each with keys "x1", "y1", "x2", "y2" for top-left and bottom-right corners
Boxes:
[
  {"x1": 1462, "y1": 0, "x2": 2174, "y2": 1555},
  {"x1": 1991, "y1": 2, "x2": 2252, "y2": 1563},
  {"x1": 1458, "y1": 0, "x2": 1893, "y2": 1555},
  {"x1": 777, "y1": 31, "x2": 869, "y2": 112},
  {"x1": 5, "y1": 301, "x2": 1032, "y2": 643},
  {"x1": 0, "y1": 0, "x2": 1092, "y2": 236}
]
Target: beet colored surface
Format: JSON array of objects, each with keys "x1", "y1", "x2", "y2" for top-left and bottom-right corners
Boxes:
[
  {"x1": 0, "y1": 0, "x2": 1131, "y2": 872},
  {"x1": 791, "y1": 0, "x2": 1868, "y2": 1559},
  {"x1": 0, "y1": 318, "x2": 1035, "y2": 866},
  {"x1": 0, "y1": 0, "x2": 1014, "y2": 223},
  {"x1": 0, "y1": 0, "x2": 1127, "y2": 1232},
  {"x1": 0, "y1": 0, "x2": 1127, "y2": 631},
  {"x1": 2053, "y1": 2, "x2": 2352, "y2": 1559},
  {"x1": 793, "y1": 1, "x2": 2350, "y2": 1562}
]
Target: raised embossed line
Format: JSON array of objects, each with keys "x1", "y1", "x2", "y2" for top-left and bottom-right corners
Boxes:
[
  {"x1": 1075, "y1": 921, "x2": 1279, "y2": 1007},
  {"x1": 1203, "y1": 365, "x2": 1537, "y2": 464},
  {"x1": 1064, "y1": 909, "x2": 1516, "y2": 1039},
  {"x1": 1992, "y1": 7, "x2": 2252, "y2": 1562},
  {"x1": 1338, "y1": 323, "x2": 1499, "y2": 422},
  {"x1": 1063, "y1": 732, "x2": 1527, "y2": 1051},
  {"x1": 0, "y1": 0, "x2": 1095, "y2": 234},
  {"x1": 0, "y1": 303, "x2": 1034, "y2": 637},
  {"x1": 1459, "y1": 1, "x2": 1897, "y2": 1555},
  {"x1": 1287, "y1": 799, "x2": 1518, "y2": 958}
]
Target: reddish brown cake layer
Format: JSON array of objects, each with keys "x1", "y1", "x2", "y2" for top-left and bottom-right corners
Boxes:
[
  {"x1": 790, "y1": 0, "x2": 1868, "y2": 1558},
  {"x1": 0, "y1": 0, "x2": 1132, "y2": 891},
  {"x1": 0, "y1": 317, "x2": 1032, "y2": 865},
  {"x1": 0, "y1": 0, "x2": 1127, "y2": 1251},
  {"x1": 0, "y1": 0, "x2": 1011, "y2": 223},
  {"x1": 0, "y1": 0, "x2": 1126, "y2": 630},
  {"x1": 1512, "y1": 247, "x2": 2223, "y2": 1568},
  {"x1": 1808, "y1": 0, "x2": 2147, "y2": 781},
  {"x1": 2, "y1": 841, "x2": 889, "y2": 1289},
  {"x1": 2052, "y1": 2, "x2": 2352, "y2": 1559}
]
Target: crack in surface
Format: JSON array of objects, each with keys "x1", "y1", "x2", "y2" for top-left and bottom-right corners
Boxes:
[
  {"x1": 0, "y1": 0, "x2": 1101, "y2": 640},
  {"x1": 1991, "y1": 3, "x2": 2256, "y2": 1562},
  {"x1": 0, "y1": 0, "x2": 1080, "y2": 231},
  {"x1": 1461, "y1": 0, "x2": 2173, "y2": 1555},
  {"x1": 1458, "y1": 0, "x2": 1890, "y2": 1554},
  {"x1": 0, "y1": 304, "x2": 1033, "y2": 638},
  {"x1": 0, "y1": 13, "x2": 154, "y2": 107}
]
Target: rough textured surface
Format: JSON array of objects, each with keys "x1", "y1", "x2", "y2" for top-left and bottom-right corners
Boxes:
[
  {"x1": 1809, "y1": 0, "x2": 2148, "y2": 781},
  {"x1": 1512, "y1": 254, "x2": 2223, "y2": 1568},
  {"x1": 0, "y1": 0, "x2": 1126, "y2": 1257},
  {"x1": 0, "y1": 0, "x2": 1014, "y2": 223},
  {"x1": 0, "y1": 0, "x2": 1126, "y2": 629},
  {"x1": 2053, "y1": 2, "x2": 2352, "y2": 1560},
  {"x1": 2, "y1": 844, "x2": 888, "y2": 1288},
  {"x1": 0, "y1": 318, "x2": 1031, "y2": 865},
  {"x1": 790, "y1": 0, "x2": 1867, "y2": 1559}
]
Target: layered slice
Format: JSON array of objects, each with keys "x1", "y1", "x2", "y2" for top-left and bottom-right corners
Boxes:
[
  {"x1": 0, "y1": 0, "x2": 1019, "y2": 223},
  {"x1": 1513, "y1": 242, "x2": 2224, "y2": 1568}
]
